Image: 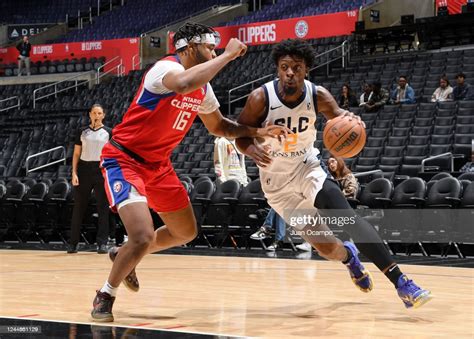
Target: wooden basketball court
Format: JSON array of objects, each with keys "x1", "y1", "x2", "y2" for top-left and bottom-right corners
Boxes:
[{"x1": 0, "y1": 250, "x2": 473, "y2": 338}]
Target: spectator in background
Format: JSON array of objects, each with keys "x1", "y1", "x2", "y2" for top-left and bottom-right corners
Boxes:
[
  {"x1": 359, "y1": 83, "x2": 372, "y2": 106},
  {"x1": 431, "y1": 76, "x2": 453, "y2": 102},
  {"x1": 362, "y1": 81, "x2": 389, "y2": 112},
  {"x1": 453, "y1": 73, "x2": 471, "y2": 101},
  {"x1": 327, "y1": 156, "x2": 359, "y2": 199},
  {"x1": 250, "y1": 208, "x2": 286, "y2": 251},
  {"x1": 390, "y1": 76, "x2": 416, "y2": 105},
  {"x1": 16, "y1": 36, "x2": 31, "y2": 76},
  {"x1": 68, "y1": 104, "x2": 112, "y2": 254},
  {"x1": 214, "y1": 137, "x2": 249, "y2": 186},
  {"x1": 337, "y1": 84, "x2": 359, "y2": 109}
]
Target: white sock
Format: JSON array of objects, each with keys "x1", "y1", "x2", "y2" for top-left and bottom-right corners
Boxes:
[{"x1": 100, "y1": 281, "x2": 118, "y2": 297}]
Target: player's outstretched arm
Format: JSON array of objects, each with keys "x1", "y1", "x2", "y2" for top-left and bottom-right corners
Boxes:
[
  {"x1": 163, "y1": 38, "x2": 247, "y2": 94},
  {"x1": 199, "y1": 106, "x2": 290, "y2": 141},
  {"x1": 317, "y1": 85, "x2": 364, "y2": 127}
]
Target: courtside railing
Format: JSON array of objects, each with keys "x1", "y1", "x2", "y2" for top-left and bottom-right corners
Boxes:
[
  {"x1": 132, "y1": 54, "x2": 141, "y2": 70},
  {"x1": 227, "y1": 41, "x2": 350, "y2": 114},
  {"x1": 26, "y1": 146, "x2": 66, "y2": 173},
  {"x1": 96, "y1": 56, "x2": 123, "y2": 84},
  {"x1": 0, "y1": 96, "x2": 20, "y2": 112},
  {"x1": 33, "y1": 71, "x2": 94, "y2": 109},
  {"x1": 353, "y1": 169, "x2": 382, "y2": 178},
  {"x1": 421, "y1": 152, "x2": 454, "y2": 172}
]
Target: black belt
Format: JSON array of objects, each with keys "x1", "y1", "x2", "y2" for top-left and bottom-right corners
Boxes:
[{"x1": 110, "y1": 139, "x2": 146, "y2": 164}]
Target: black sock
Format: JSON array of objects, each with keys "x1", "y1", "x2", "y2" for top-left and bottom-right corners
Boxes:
[
  {"x1": 385, "y1": 264, "x2": 403, "y2": 288},
  {"x1": 314, "y1": 180, "x2": 402, "y2": 285},
  {"x1": 342, "y1": 247, "x2": 352, "y2": 264},
  {"x1": 315, "y1": 180, "x2": 398, "y2": 272}
]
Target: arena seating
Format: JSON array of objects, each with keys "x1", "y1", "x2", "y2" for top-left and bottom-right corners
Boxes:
[
  {"x1": 0, "y1": 57, "x2": 105, "y2": 77},
  {"x1": 54, "y1": 0, "x2": 241, "y2": 43},
  {"x1": 213, "y1": 35, "x2": 350, "y2": 103},
  {"x1": 1, "y1": 166, "x2": 474, "y2": 255},
  {"x1": 2, "y1": 43, "x2": 474, "y2": 181},
  {"x1": 1, "y1": 19, "x2": 474, "y2": 253},
  {"x1": 0, "y1": 0, "x2": 109, "y2": 24},
  {"x1": 225, "y1": 0, "x2": 374, "y2": 26}
]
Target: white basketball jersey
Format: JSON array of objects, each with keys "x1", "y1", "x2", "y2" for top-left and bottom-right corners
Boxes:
[{"x1": 259, "y1": 79, "x2": 320, "y2": 177}]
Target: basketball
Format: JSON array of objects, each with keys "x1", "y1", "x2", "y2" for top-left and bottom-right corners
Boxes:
[{"x1": 323, "y1": 115, "x2": 366, "y2": 158}]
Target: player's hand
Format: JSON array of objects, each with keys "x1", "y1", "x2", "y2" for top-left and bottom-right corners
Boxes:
[
  {"x1": 72, "y1": 173, "x2": 79, "y2": 186},
  {"x1": 223, "y1": 38, "x2": 247, "y2": 60},
  {"x1": 256, "y1": 124, "x2": 293, "y2": 142},
  {"x1": 342, "y1": 111, "x2": 366, "y2": 129},
  {"x1": 247, "y1": 144, "x2": 272, "y2": 168}
]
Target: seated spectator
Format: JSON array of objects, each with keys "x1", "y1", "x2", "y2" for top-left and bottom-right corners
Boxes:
[
  {"x1": 337, "y1": 84, "x2": 359, "y2": 109},
  {"x1": 214, "y1": 137, "x2": 249, "y2": 186},
  {"x1": 327, "y1": 156, "x2": 359, "y2": 199},
  {"x1": 453, "y1": 73, "x2": 471, "y2": 101},
  {"x1": 431, "y1": 76, "x2": 453, "y2": 102},
  {"x1": 359, "y1": 83, "x2": 372, "y2": 106},
  {"x1": 250, "y1": 208, "x2": 286, "y2": 251},
  {"x1": 390, "y1": 76, "x2": 416, "y2": 105},
  {"x1": 362, "y1": 81, "x2": 389, "y2": 112}
]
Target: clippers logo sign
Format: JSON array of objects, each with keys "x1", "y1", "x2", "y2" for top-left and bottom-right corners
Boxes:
[
  {"x1": 33, "y1": 45, "x2": 53, "y2": 55},
  {"x1": 8, "y1": 24, "x2": 51, "y2": 40},
  {"x1": 238, "y1": 24, "x2": 276, "y2": 44},
  {"x1": 206, "y1": 11, "x2": 358, "y2": 48},
  {"x1": 295, "y1": 20, "x2": 309, "y2": 38},
  {"x1": 81, "y1": 42, "x2": 102, "y2": 51}
]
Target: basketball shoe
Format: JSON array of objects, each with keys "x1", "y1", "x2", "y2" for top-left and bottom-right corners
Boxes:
[
  {"x1": 109, "y1": 247, "x2": 140, "y2": 292},
  {"x1": 343, "y1": 241, "x2": 374, "y2": 292},
  {"x1": 91, "y1": 290, "x2": 115, "y2": 322},
  {"x1": 396, "y1": 275, "x2": 433, "y2": 308}
]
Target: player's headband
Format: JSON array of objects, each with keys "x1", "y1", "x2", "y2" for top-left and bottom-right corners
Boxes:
[{"x1": 175, "y1": 32, "x2": 221, "y2": 50}]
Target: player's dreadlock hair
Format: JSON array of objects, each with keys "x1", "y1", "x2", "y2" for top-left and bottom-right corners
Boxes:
[
  {"x1": 173, "y1": 22, "x2": 217, "y2": 52},
  {"x1": 272, "y1": 39, "x2": 315, "y2": 68}
]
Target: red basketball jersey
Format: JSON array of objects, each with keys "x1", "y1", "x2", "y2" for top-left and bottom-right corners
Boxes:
[{"x1": 112, "y1": 55, "x2": 219, "y2": 163}]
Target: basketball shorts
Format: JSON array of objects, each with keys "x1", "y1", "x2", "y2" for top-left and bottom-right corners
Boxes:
[
  {"x1": 100, "y1": 142, "x2": 189, "y2": 213},
  {"x1": 260, "y1": 154, "x2": 329, "y2": 230}
]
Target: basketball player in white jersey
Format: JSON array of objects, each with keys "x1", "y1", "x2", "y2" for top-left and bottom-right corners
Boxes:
[{"x1": 236, "y1": 39, "x2": 432, "y2": 308}]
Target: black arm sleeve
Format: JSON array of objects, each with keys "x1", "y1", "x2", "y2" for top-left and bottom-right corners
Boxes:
[
  {"x1": 104, "y1": 126, "x2": 112, "y2": 140},
  {"x1": 74, "y1": 128, "x2": 83, "y2": 146}
]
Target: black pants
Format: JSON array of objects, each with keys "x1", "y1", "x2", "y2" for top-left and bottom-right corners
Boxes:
[
  {"x1": 70, "y1": 161, "x2": 109, "y2": 246},
  {"x1": 314, "y1": 178, "x2": 394, "y2": 271}
]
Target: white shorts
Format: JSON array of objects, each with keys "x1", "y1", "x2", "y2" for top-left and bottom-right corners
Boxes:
[
  {"x1": 260, "y1": 156, "x2": 329, "y2": 230},
  {"x1": 117, "y1": 186, "x2": 147, "y2": 211}
]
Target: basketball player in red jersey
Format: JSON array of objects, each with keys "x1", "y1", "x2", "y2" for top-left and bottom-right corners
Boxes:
[
  {"x1": 236, "y1": 39, "x2": 432, "y2": 309},
  {"x1": 91, "y1": 23, "x2": 291, "y2": 322}
]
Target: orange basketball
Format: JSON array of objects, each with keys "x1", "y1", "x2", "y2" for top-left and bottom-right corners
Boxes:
[{"x1": 323, "y1": 115, "x2": 366, "y2": 158}]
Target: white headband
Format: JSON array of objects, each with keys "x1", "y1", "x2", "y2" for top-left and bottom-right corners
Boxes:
[{"x1": 175, "y1": 32, "x2": 220, "y2": 50}]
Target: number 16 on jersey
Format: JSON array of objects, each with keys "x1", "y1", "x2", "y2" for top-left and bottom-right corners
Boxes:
[{"x1": 172, "y1": 111, "x2": 192, "y2": 131}]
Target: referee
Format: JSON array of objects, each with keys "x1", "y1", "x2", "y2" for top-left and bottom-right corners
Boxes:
[{"x1": 67, "y1": 104, "x2": 112, "y2": 254}]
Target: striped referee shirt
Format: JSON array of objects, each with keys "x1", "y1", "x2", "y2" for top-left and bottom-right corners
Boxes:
[{"x1": 75, "y1": 126, "x2": 112, "y2": 162}]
